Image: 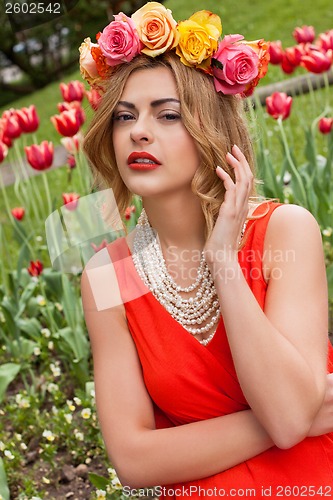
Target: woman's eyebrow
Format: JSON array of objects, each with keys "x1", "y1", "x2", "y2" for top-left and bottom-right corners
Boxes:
[
  {"x1": 116, "y1": 98, "x2": 180, "y2": 109},
  {"x1": 150, "y1": 98, "x2": 181, "y2": 107},
  {"x1": 117, "y1": 100, "x2": 136, "y2": 109}
]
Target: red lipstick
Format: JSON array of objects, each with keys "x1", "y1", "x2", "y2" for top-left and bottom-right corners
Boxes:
[{"x1": 127, "y1": 152, "x2": 161, "y2": 170}]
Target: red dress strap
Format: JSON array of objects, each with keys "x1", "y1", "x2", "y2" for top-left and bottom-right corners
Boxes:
[{"x1": 238, "y1": 201, "x2": 283, "y2": 309}]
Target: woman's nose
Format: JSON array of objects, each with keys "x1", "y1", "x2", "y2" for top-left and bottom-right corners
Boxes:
[{"x1": 130, "y1": 117, "x2": 154, "y2": 144}]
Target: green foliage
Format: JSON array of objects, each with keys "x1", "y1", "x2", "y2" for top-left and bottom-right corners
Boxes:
[
  {"x1": 0, "y1": 363, "x2": 21, "y2": 403},
  {"x1": 251, "y1": 83, "x2": 333, "y2": 306},
  {"x1": 0, "y1": 457, "x2": 10, "y2": 500}
]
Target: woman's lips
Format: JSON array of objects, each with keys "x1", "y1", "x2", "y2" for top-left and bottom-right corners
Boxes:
[{"x1": 127, "y1": 152, "x2": 161, "y2": 170}]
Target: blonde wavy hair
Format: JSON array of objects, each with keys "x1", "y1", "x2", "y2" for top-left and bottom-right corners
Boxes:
[{"x1": 83, "y1": 51, "x2": 258, "y2": 237}]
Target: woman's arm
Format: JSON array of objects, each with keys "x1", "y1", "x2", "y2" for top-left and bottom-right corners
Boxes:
[
  {"x1": 204, "y1": 146, "x2": 328, "y2": 449},
  {"x1": 81, "y1": 257, "x2": 273, "y2": 488}
]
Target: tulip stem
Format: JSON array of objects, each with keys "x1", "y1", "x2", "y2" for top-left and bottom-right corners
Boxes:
[
  {"x1": 277, "y1": 117, "x2": 307, "y2": 206},
  {"x1": 0, "y1": 170, "x2": 35, "y2": 256},
  {"x1": 13, "y1": 142, "x2": 33, "y2": 214},
  {"x1": 38, "y1": 276, "x2": 58, "y2": 335},
  {"x1": 305, "y1": 74, "x2": 317, "y2": 111},
  {"x1": 323, "y1": 72, "x2": 331, "y2": 110},
  {"x1": 42, "y1": 171, "x2": 53, "y2": 218}
]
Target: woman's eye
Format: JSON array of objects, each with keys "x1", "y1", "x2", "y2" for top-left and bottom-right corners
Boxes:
[
  {"x1": 113, "y1": 113, "x2": 135, "y2": 121},
  {"x1": 160, "y1": 113, "x2": 181, "y2": 121}
]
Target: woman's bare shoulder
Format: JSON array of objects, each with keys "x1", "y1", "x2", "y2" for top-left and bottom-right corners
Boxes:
[{"x1": 267, "y1": 203, "x2": 321, "y2": 239}]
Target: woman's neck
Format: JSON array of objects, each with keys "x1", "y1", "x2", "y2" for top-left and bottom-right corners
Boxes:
[{"x1": 142, "y1": 194, "x2": 206, "y2": 252}]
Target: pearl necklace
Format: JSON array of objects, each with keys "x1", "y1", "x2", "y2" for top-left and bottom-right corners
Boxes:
[{"x1": 132, "y1": 209, "x2": 220, "y2": 346}]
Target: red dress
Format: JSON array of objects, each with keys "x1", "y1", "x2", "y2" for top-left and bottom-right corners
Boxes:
[{"x1": 107, "y1": 202, "x2": 333, "y2": 498}]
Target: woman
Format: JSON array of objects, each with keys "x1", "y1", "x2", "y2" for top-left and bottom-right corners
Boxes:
[{"x1": 81, "y1": 3, "x2": 333, "y2": 496}]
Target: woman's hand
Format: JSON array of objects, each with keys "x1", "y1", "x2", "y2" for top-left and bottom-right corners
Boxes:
[
  {"x1": 204, "y1": 144, "x2": 254, "y2": 266},
  {"x1": 308, "y1": 373, "x2": 333, "y2": 437}
]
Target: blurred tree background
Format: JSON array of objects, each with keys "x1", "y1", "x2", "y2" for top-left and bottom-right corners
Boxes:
[{"x1": 0, "y1": 0, "x2": 162, "y2": 106}]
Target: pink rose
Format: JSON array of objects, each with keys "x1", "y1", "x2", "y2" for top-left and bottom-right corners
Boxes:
[
  {"x1": 212, "y1": 34, "x2": 259, "y2": 95},
  {"x1": 98, "y1": 13, "x2": 142, "y2": 66}
]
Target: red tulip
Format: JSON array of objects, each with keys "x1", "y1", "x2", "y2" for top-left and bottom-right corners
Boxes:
[
  {"x1": 2, "y1": 110, "x2": 22, "y2": 139},
  {"x1": 301, "y1": 46, "x2": 332, "y2": 73},
  {"x1": 85, "y1": 88, "x2": 102, "y2": 111},
  {"x1": 28, "y1": 260, "x2": 43, "y2": 276},
  {"x1": 266, "y1": 92, "x2": 293, "y2": 120},
  {"x1": 318, "y1": 117, "x2": 333, "y2": 134},
  {"x1": 11, "y1": 207, "x2": 25, "y2": 220},
  {"x1": 57, "y1": 101, "x2": 85, "y2": 128},
  {"x1": 91, "y1": 239, "x2": 108, "y2": 253},
  {"x1": 60, "y1": 81, "x2": 85, "y2": 103},
  {"x1": 281, "y1": 46, "x2": 303, "y2": 74},
  {"x1": 16, "y1": 105, "x2": 39, "y2": 133},
  {"x1": 25, "y1": 141, "x2": 54, "y2": 171},
  {"x1": 317, "y1": 30, "x2": 333, "y2": 52},
  {"x1": 60, "y1": 133, "x2": 82, "y2": 154},
  {"x1": 67, "y1": 155, "x2": 76, "y2": 169},
  {"x1": 51, "y1": 109, "x2": 81, "y2": 137},
  {"x1": 0, "y1": 123, "x2": 12, "y2": 148},
  {"x1": 0, "y1": 141, "x2": 8, "y2": 163},
  {"x1": 293, "y1": 25, "x2": 315, "y2": 44},
  {"x1": 269, "y1": 40, "x2": 283, "y2": 65},
  {"x1": 62, "y1": 192, "x2": 80, "y2": 210},
  {"x1": 124, "y1": 205, "x2": 136, "y2": 220}
]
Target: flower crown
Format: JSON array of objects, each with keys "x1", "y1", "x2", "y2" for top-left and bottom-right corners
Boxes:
[{"x1": 79, "y1": 1, "x2": 270, "y2": 98}]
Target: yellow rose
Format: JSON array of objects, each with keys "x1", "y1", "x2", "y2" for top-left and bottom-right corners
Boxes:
[
  {"x1": 176, "y1": 10, "x2": 222, "y2": 68},
  {"x1": 79, "y1": 37, "x2": 100, "y2": 85},
  {"x1": 132, "y1": 1, "x2": 179, "y2": 57}
]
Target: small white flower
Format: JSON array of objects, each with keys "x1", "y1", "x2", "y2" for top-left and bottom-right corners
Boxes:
[
  {"x1": 64, "y1": 413, "x2": 73, "y2": 424},
  {"x1": 52, "y1": 406, "x2": 59, "y2": 415},
  {"x1": 90, "y1": 388, "x2": 96, "y2": 398},
  {"x1": 111, "y1": 477, "x2": 122, "y2": 489},
  {"x1": 74, "y1": 430, "x2": 84, "y2": 441},
  {"x1": 50, "y1": 363, "x2": 61, "y2": 377},
  {"x1": 42, "y1": 430, "x2": 55, "y2": 442},
  {"x1": 96, "y1": 490, "x2": 106, "y2": 500},
  {"x1": 4, "y1": 449, "x2": 15, "y2": 460},
  {"x1": 81, "y1": 408, "x2": 91, "y2": 420},
  {"x1": 48, "y1": 341, "x2": 54, "y2": 350},
  {"x1": 47, "y1": 383, "x2": 59, "y2": 393},
  {"x1": 15, "y1": 394, "x2": 30, "y2": 409},
  {"x1": 70, "y1": 265, "x2": 82, "y2": 275},
  {"x1": 41, "y1": 328, "x2": 51, "y2": 338},
  {"x1": 35, "y1": 235, "x2": 43, "y2": 242},
  {"x1": 20, "y1": 442, "x2": 28, "y2": 451},
  {"x1": 67, "y1": 399, "x2": 75, "y2": 411},
  {"x1": 15, "y1": 433, "x2": 22, "y2": 441},
  {"x1": 85, "y1": 457, "x2": 92, "y2": 464},
  {"x1": 73, "y1": 397, "x2": 82, "y2": 406},
  {"x1": 55, "y1": 302, "x2": 63, "y2": 311},
  {"x1": 323, "y1": 227, "x2": 333, "y2": 237},
  {"x1": 283, "y1": 171, "x2": 291, "y2": 184},
  {"x1": 42, "y1": 476, "x2": 50, "y2": 484},
  {"x1": 36, "y1": 295, "x2": 46, "y2": 306},
  {"x1": 0, "y1": 441, "x2": 5, "y2": 451},
  {"x1": 33, "y1": 347, "x2": 41, "y2": 356}
]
